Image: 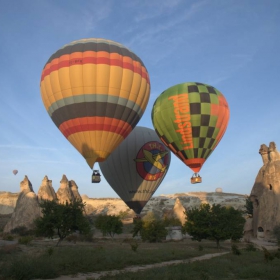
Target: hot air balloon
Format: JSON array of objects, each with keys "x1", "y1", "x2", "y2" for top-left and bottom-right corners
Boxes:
[
  {"x1": 40, "y1": 38, "x2": 150, "y2": 181},
  {"x1": 13, "y1": 170, "x2": 18, "y2": 175},
  {"x1": 151, "y1": 82, "x2": 229, "y2": 184},
  {"x1": 99, "y1": 126, "x2": 171, "y2": 215}
]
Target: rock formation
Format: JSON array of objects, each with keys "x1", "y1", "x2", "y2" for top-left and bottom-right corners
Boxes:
[
  {"x1": 250, "y1": 141, "x2": 280, "y2": 240},
  {"x1": 3, "y1": 176, "x2": 41, "y2": 233},
  {"x1": 37, "y1": 176, "x2": 57, "y2": 202},
  {"x1": 0, "y1": 192, "x2": 18, "y2": 214},
  {"x1": 69, "y1": 180, "x2": 82, "y2": 201},
  {"x1": 56, "y1": 175, "x2": 74, "y2": 204}
]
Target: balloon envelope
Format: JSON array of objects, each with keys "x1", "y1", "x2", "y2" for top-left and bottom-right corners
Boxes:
[
  {"x1": 40, "y1": 38, "x2": 150, "y2": 168},
  {"x1": 99, "y1": 126, "x2": 171, "y2": 214},
  {"x1": 151, "y1": 82, "x2": 229, "y2": 173},
  {"x1": 13, "y1": 170, "x2": 18, "y2": 175}
]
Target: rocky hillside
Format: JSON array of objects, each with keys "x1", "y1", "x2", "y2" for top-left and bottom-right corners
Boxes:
[{"x1": 1, "y1": 191, "x2": 247, "y2": 219}]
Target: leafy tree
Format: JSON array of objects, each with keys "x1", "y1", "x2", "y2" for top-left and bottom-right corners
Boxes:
[
  {"x1": 182, "y1": 203, "x2": 245, "y2": 248},
  {"x1": 140, "y1": 219, "x2": 167, "y2": 242},
  {"x1": 34, "y1": 200, "x2": 91, "y2": 246},
  {"x1": 94, "y1": 214, "x2": 123, "y2": 238},
  {"x1": 131, "y1": 215, "x2": 167, "y2": 242},
  {"x1": 244, "y1": 197, "x2": 253, "y2": 217}
]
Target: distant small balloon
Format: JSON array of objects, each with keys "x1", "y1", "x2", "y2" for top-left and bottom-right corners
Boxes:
[
  {"x1": 215, "y1": 187, "x2": 223, "y2": 193},
  {"x1": 13, "y1": 170, "x2": 18, "y2": 175}
]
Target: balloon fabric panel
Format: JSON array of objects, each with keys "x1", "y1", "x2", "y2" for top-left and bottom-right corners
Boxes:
[
  {"x1": 40, "y1": 38, "x2": 150, "y2": 168},
  {"x1": 99, "y1": 126, "x2": 171, "y2": 214},
  {"x1": 151, "y1": 82, "x2": 229, "y2": 173}
]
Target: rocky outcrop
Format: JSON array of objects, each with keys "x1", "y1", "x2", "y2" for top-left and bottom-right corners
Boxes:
[
  {"x1": 83, "y1": 192, "x2": 247, "y2": 222},
  {"x1": 37, "y1": 176, "x2": 57, "y2": 202},
  {"x1": 0, "y1": 192, "x2": 18, "y2": 214},
  {"x1": 3, "y1": 176, "x2": 41, "y2": 233},
  {"x1": 69, "y1": 180, "x2": 82, "y2": 201},
  {"x1": 250, "y1": 141, "x2": 280, "y2": 240},
  {"x1": 56, "y1": 175, "x2": 74, "y2": 204}
]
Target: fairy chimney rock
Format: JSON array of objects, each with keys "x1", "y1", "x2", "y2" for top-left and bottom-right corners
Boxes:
[
  {"x1": 37, "y1": 176, "x2": 57, "y2": 202},
  {"x1": 69, "y1": 180, "x2": 82, "y2": 201},
  {"x1": 56, "y1": 175, "x2": 74, "y2": 203},
  {"x1": 3, "y1": 176, "x2": 41, "y2": 233},
  {"x1": 250, "y1": 141, "x2": 280, "y2": 240},
  {"x1": 173, "y1": 198, "x2": 186, "y2": 225}
]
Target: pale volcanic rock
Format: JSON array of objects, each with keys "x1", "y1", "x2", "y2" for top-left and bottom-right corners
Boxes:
[
  {"x1": 56, "y1": 175, "x2": 74, "y2": 204},
  {"x1": 37, "y1": 176, "x2": 57, "y2": 202},
  {"x1": 83, "y1": 196, "x2": 133, "y2": 216},
  {"x1": 69, "y1": 180, "x2": 82, "y2": 201},
  {"x1": 3, "y1": 176, "x2": 41, "y2": 233},
  {"x1": 250, "y1": 142, "x2": 280, "y2": 240},
  {"x1": 173, "y1": 198, "x2": 186, "y2": 225},
  {"x1": 0, "y1": 192, "x2": 18, "y2": 214}
]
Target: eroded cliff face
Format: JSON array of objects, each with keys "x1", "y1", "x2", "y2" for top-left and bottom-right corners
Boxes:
[
  {"x1": 250, "y1": 142, "x2": 280, "y2": 239},
  {"x1": 3, "y1": 176, "x2": 41, "y2": 233}
]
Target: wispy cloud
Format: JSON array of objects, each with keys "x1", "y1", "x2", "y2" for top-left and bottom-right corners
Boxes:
[{"x1": 0, "y1": 145, "x2": 58, "y2": 151}]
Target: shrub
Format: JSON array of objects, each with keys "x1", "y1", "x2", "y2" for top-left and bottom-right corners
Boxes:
[
  {"x1": 141, "y1": 220, "x2": 167, "y2": 243},
  {"x1": 11, "y1": 226, "x2": 33, "y2": 236},
  {"x1": 18, "y1": 236, "x2": 33, "y2": 245},
  {"x1": 2, "y1": 234, "x2": 14, "y2": 241},
  {"x1": 130, "y1": 241, "x2": 139, "y2": 252},
  {"x1": 231, "y1": 244, "x2": 241, "y2": 255},
  {"x1": 245, "y1": 243, "x2": 257, "y2": 252},
  {"x1": 95, "y1": 214, "x2": 123, "y2": 238}
]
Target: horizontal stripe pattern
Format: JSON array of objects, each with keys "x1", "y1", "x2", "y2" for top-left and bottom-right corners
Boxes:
[
  {"x1": 51, "y1": 102, "x2": 140, "y2": 129},
  {"x1": 41, "y1": 55, "x2": 149, "y2": 83},
  {"x1": 47, "y1": 94, "x2": 143, "y2": 117},
  {"x1": 59, "y1": 117, "x2": 132, "y2": 139},
  {"x1": 41, "y1": 39, "x2": 150, "y2": 84}
]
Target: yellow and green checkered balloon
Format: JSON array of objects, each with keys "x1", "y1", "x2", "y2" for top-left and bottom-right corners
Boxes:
[{"x1": 151, "y1": 82, "x2": 229, "y2": 174}]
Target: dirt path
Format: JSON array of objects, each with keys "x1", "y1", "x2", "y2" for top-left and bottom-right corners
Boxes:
[{"x1": 38, "y1": 252, "x2": 229, "y2": 280}]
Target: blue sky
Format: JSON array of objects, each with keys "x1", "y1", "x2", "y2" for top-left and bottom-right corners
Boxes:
[{"x1": 0, "y1": 0, "x2": 279, "y2": 198}]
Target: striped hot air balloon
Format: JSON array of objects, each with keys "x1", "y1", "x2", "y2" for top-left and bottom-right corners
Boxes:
[
  {"x1": 151, "y1": 82, "x2": 229, "y2": 183},
  {"x1": 40, "y1": 38, "x2": 150, "y2": 169}
]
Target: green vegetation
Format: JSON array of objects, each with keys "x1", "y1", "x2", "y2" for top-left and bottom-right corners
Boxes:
[
  {"x1": 131, "y1": 212, "x2": 168, "y2": 242},
  {"x1": 34, "y1": 199, "x2": 91, "y2": 246},
  {"x1": 182, "y1": 203, "x2": 246, "y2": 247},
  {"x1": 96, "y1": 250, "x2": 280, "y2": 280},
  {"x1": 94, "y1": 214, "x2": 123, "y2": 238},
  {"x1": 0, "y1": 239, "x2": 223, "y2": 280},
  {"x1": 244, "y1": 197, "x2": 254, "y2": 217}
]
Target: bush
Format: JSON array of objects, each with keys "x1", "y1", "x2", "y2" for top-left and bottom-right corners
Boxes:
[
  {"x1": 245, "y1": 243, "x2": 257, "y2": 252},
  {"x1": 231, "y1": 244, "x2": 241, "y2": 255},
  {"x1": 11, "y1": 226, "x2": 34, "y2": 236},
  {"x1": 18, "y1": 236, "x2": 33, "y2": 245},
  {"x1": 141, "y1": 220, "x2": 167, "y2": 243},
  {"x1": 2, "y1": 234, "x2": 14, "y2": 241},
  {"x1": 95, "y1": 215, "x2": 123, "y2": 238}
]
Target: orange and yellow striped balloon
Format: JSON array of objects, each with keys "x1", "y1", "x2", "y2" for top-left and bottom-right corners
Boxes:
[{"x1": 40, "y1": 38, "x2": 150, "y2": 168}]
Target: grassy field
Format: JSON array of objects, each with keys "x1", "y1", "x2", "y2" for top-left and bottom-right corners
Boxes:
[
  {"x1": 0, "y1": 236, "x2": 280, "y2": 280},
  {"x1": 96, "y1": 249, "x2": 280, "y2": 280},
  {"x1": 0, "y1": 236, "x2": 233, "y2": 280}
]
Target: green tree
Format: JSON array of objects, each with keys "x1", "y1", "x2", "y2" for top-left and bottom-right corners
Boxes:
[
  {"x1": 244, "y1": 197, "x2": 253, "y2": 217},
  {"x1": 94, "y1": 214, "x2": 123, "y2": 238},
  {"x1": 140, "y1": 219, "x2": 168, "y2": 242},
  {"x1": 182, "y1": 203, "x2": 245, "y2": 248},
  {"x1": 35, "y1": 200, "x2": 90, "y2": 246}
]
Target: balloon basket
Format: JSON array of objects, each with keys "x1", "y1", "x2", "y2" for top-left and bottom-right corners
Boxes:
[
  {"x1": 92, "y1": 170, "x2": 101, "y2": 183},
  {"x1": 191, "y1": 174, "x2": 202, "y2": 184}
]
